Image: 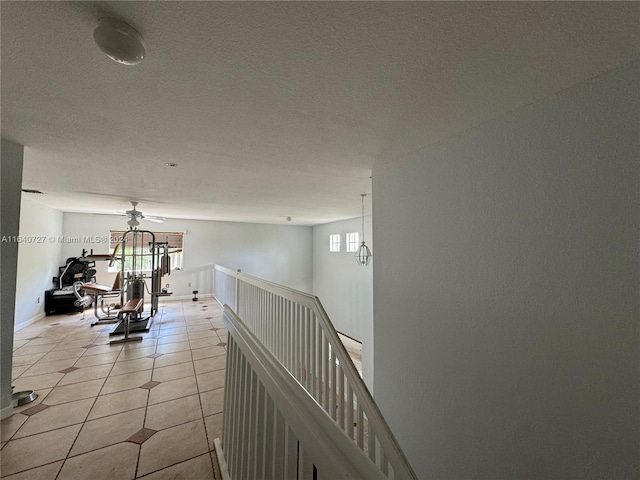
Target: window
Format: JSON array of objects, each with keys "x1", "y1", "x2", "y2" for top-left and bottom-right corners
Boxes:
[
  {"x1": 346, "y1": 232, "x2": 359, "y2": 252},
  {"x1": 329, "y1": 234, "x2": 341, "y2": 252},
  {"x1": 108, "y1": 230, "x2": 184, "y2": 272}
]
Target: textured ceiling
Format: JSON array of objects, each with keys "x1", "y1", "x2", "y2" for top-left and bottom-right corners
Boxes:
[{"x1": 2, "y1": 2, "x2": 639, "y2": 225}]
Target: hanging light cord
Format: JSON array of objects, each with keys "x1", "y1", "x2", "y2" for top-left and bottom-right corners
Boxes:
[{"x1": 361, "y1": 194, "x2": 365, "y2": 242}]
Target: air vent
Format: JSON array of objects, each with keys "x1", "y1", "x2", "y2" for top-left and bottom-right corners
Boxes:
[{"x1": 21, "y1": 189, "x2": 45, "y2": 194}]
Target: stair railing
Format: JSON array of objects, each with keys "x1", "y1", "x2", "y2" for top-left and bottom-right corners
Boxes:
[
  {"x1": 214, "y1": 264, "x2": 417, "y2": 479},
  {"x1": 218, "y1": 306, "x2": 388, "y2": 479}
]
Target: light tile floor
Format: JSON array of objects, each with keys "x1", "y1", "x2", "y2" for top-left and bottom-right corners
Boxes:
[{"x1": 1, "y1": 299, "x2": 226, "y2": 480}]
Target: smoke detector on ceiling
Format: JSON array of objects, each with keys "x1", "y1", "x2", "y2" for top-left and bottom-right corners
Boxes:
[{"x1": 93, "y1": 18, "x2": 145, "y2": 65}]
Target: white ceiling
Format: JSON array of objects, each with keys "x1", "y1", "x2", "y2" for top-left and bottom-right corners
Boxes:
[{"x1": 2, "y1": 2, "x2": 639, "y2": 225}]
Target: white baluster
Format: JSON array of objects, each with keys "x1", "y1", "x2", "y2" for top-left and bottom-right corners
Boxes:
[
  {"x1": 368, "y1": 423, "x2": 376, "y2": 463},
  {"x1": 255, "y1": 382, "x2": 267, "y2": 479},
  {"x1": 311, "y1": 314, "x2": 319, "y2": 400},
  {"x1": 247, "y1": 371, "x2": 258, "y2": 479},
  {"x1": 357, "y1": 404, "x2": 364, "y2": 450},
  {"x1": 293, "y1": 303, "x2": 299, "y2": 380},
  {"x1": 304, "y1": 307, "x2": 311, "y2": 391},
  {"x1": 331, "y1": 344, "x2": 338, "y2": 421},
  {"x1": 264, "y1": 395, "x2": 275, "y2": 478},
  {"x1": 322, "y1": 333, "x2": 330, "y2": 411},
  {"x1": 339, "y1": 367, "x2": 345, "y2": 429},
  {"x1": 381, "y1": 448, "x2": 389, "y2": 476},
  {"x1": 273, "y1": 410, "x2": 285, "y2": 478},
  {"x1": 347, "y1": 384, "x2": 354, "y2": 440},
  {"x1": 284, "y1": 426, "x2": 297, "y2": 479}
]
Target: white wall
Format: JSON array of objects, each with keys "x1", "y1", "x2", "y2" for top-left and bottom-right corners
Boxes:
[
  {"x1": 373, "y1": 60, "x2": 639, "y2": 479},
  {"x1": 61, "y1": 214, "x2": 313, "y2": 297},
  {"x1": 313, "y1": 217, "x2": 373, "y2": 388},
  {"x1": 14, "y1": 197, "x2": 63, "y2": 329}
]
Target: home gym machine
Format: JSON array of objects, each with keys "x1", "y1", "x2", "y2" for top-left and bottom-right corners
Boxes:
[
  {"x1": 109, "y1": 227, "x2": 175, "y2": 344},
  {"x1": 109, "y1": 228, "x2": 158, "y2": 344}
]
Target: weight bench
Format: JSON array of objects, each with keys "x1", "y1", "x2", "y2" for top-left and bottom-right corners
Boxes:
[
  {"x1": 110, "y1": 298, "x2": 143, "y2": 344},
  {"x1": 82, "y1": 279, "x2": 121, "y2": 326}
]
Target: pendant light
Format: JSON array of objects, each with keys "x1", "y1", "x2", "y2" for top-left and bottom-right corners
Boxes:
[{"x1": 355, "y1": 194, "x2": 372, "y2": 266}]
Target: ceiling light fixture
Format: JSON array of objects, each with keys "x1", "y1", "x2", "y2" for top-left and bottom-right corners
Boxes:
[
  {"x1": 93, "y1": 18, "x2": 145, "y2": 65},
  {"x1": 355, "y1": 194, "x2": 372, "y2": 266}
]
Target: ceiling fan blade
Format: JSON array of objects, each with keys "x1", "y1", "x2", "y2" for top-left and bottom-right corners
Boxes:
[{"x1": 93, "y1": 200, "x2": 165, "y2": 223}]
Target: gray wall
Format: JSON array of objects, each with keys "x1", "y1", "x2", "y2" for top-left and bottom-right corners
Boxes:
[
  {"x1": 313, "y1": 216, "x2": 374, "y2": 388},
  {"x1": 1, "y1": 139, "x2": 24, "y2": 418},
  {"x1": 373, "y1": 60, "x2": 639, "y2": 479}
]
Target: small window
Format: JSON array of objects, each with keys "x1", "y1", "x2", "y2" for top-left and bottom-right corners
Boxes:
[
  {"x1": 329, "y1": 234, "x2": 341, "y2": 252},
  {"x1": 108, "y1": 230, "x2": 184, "y2": 273},
  {"x1": 346, "y1": 232, "x2": 359, "y2": 252}
]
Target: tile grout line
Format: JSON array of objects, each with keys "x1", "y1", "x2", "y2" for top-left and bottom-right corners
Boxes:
[
  {"x1": 7, "y1": 321, "x2": 109, "y2": 446},
  {"x1": 194, "y1": 310, "x2": 212, "y2": 455},
  {"x1": 197, "y1": 298, "x2": 223, "y2": 480},
  {"x1": 137, "y1": 299, "x2": 217, "y2": 479},
  {"x1": 134, "y1": 304, "x2": 157, "y2": 480},
  {"x1": 3, "y1": 313, "x2": 110, "y2": 478},
  {"x1": 56, "y1": 325, "x2": 126, "y2": 479},
  {"x1": 4, "y1": 300, "x2": 224, "y2": 480}
]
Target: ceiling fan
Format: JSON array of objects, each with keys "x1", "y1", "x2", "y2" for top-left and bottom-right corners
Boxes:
[{"x1": 120, "y1": 201, "x2": 165, "y2": 228}]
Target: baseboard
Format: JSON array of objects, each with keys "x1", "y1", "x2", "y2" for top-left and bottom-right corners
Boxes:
[
  {"x1": 213, "y1": 438, "x2": 230, "y2": 480},
  {"x1": 0, "y1": 404, "x2": 14, "y2": 420},
  {"x1": 158, "y1": 293, "x2": 216, "y2": 302},
  {"x1": 14, "y1": 312, "x2": 45, "y2": 332}
]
